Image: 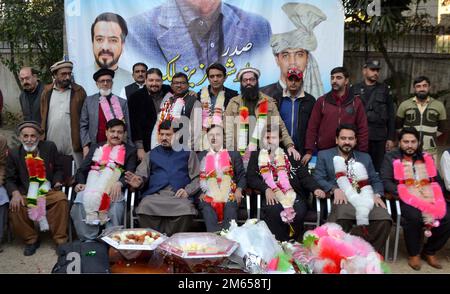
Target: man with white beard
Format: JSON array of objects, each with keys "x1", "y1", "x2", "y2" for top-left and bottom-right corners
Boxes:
[
  {"x1": 6, "y1": 121, "x2": 68, "y2": 256},
  {"x1": 80, "y1": 68, "x2": 132, "y2": 158}
]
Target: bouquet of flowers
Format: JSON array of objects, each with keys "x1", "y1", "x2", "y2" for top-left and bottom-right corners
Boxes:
[
  {"x1": 25, "y1": 154, "x2": 50, "y2": 231},
  {"x1": 302, "y1": 223, "x2": 388, "y2": 274}
]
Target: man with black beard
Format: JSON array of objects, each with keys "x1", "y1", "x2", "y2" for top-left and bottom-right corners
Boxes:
[
  {"x1": 396, "y1": 76, "x2": 447, "y2": 159},
  {"x1": 224, "y1": 67, "x2": 300, "y2": 164},
  {"x1": 128, "y1": 68, "x2": 171, "y2": 160}
]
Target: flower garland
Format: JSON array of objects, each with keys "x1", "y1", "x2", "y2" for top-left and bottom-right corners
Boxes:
[
  {"x1": 333, "y1": 156, "x2": 374, "y2": 226},
  {"x1": 99, "y1": 95, "x2": 124, "y2": 121},
  {"x1": 200, "y1": 86, "x2": 225, "y2": 128},
  {"x1": 393, "y1": 153, "x2": 446, "y2": 237},
  {"x1": 302, "y1": 223, "x2": 386, "y2": 274},
  {"x1": 83, "y1": 144, "x2": 126, "y2": 225},
  {"x1": 200, "y1": 87, "x2": 225, "y2": 150},
  {"x1": 238, "y1": 98, "x2": 268, "y2": 164},
  {"x1": 199, "y1": 150, "x2": 236, "y2": 222},
  {"x1": 25, "y1": 154, "x2": 50, "y2": 231},
  {"x1": 258, "y1": 148, "x2": 296, "y2": 224}
]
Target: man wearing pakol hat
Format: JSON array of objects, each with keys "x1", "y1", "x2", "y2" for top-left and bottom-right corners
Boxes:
[
  {"x1": 40, "y1": 60, "x2": 87, "y2": 171},
  {"x1": 6, "y1": 121, "x2": 68, "y2": 256},
  {"x1": 261, "y1": 3, "x2": 326, "y2": 100},
  {"x1": 80, "y1": 68, "x2": 132, "y2": 158},
  {"x1": 352, "y1": 59, "x2": 396, "y2": 172},
  {"x1": 224, "y1": 67, "x2": 300, "y2": 166}
]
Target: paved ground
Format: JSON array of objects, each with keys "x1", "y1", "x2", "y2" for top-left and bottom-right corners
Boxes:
[{"x1": 0, "y1": 229, "x2": 449, "y2": 274}]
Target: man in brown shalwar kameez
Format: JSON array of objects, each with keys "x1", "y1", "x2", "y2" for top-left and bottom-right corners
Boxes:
[{"x1": 125, "y1": 120, "x2": 199, "y2": 236}]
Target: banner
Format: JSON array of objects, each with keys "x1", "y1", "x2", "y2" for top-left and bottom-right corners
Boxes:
[{"x1": 65, "y1": 0, "x2": 344, "y2": 97}]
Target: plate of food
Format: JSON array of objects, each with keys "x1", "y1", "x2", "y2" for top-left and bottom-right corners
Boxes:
[{"x1": 102, "y1": 228, "x2": 167, "y2": 251}]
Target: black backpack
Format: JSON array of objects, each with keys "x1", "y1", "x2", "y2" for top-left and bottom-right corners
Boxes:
[{"x1": 52, "y1": 240, "x2": 110, "y2": 274}]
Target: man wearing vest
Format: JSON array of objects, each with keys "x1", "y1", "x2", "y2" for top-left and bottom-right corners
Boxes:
[
  {"x1": 125, "y1": 120, "x2": 200, "y2": 236},
  {"x1": 352, "y1": 59, "x2": 396, "y2": 172},
  {"x1": 119, "y1": 62, "x2": 148, "y2": 100}
]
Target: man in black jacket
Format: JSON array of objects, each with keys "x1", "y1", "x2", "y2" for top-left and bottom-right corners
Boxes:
[
  {"x1": 71, "y1": 119, "x2": 137, "y2": 240},
  {"x1": 261, "y1": 68, "x2": 316, "y2": 162},
  {"x1": 247, "y1": 126, "x2": 325, "y2": 241},
  {"x1": 352, "y1": 59, "x2": 396, "y2": 172},
  {"x1": 128, "y1": 68, "x2": 171, "y2": 160}
]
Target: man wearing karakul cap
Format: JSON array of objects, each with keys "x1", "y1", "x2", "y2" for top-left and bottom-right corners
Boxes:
[
  {"x1": 6, "y1": 121, "x2": 68, "y2": 256},
  {"x1": 40, "y1": 60, "x2": 87, "y2": 171},
  {"x1": 80, "y1": 68, "x2": 132, "y2": 158},
  {"x1": 261, "y1": 3, "x2": 326, "y2": 100},
  {"x1": 224, "y1": 66, "x2": 300, "y2": 167}
]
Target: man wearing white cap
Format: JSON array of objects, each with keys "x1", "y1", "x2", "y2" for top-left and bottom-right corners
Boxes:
[
  {"x1": 261, "y1": 3, "x2": 326, "y2": 99},
  {"x1": 40, "y1": 60, "x2": 87, "y2": 171},
  {"x1": 224, "y1": 67, "x2": 300, "y2": 166}
]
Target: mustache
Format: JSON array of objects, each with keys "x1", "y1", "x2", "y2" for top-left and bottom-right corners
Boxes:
[{"x1": 98, "y1": 50, "x2": 114, "y2": 57}]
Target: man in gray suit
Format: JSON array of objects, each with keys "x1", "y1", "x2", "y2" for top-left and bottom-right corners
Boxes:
[
  {"x1": 80, "y1": 68, "x2": 132, "y2": 158},
  {"x1": 313, "y1": 124, "x2": 391, "y2": 252},
  {"x1": 126, "y1": 0, "x2": 271, "y2": 80}
]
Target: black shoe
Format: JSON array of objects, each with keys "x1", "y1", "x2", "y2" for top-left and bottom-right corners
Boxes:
[{"x1": 24, "y1": 240, "x2": 40, "y2": 256}]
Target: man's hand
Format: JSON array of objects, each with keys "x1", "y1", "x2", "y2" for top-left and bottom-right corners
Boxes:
[
  {"x1": 110, "y1": 182, "x2": 123, "y2": 202},
  {"x1": 385, "y1": 140, "x2": 395, "y2": 152},
  {"x1": 83, "y1": 145, "x2": 90, "y2": 158},
  {"x1": 75, "y1": 184, "x2": 86, "y2": 193},
  {"x1": 287, "y1": 146, "x2": 301, "y2": 161},
  {"x1": 313, "y1": 189, "x2": 326, "y2": 199},
  {"x1": 374, "y1": 195, "x2": 387, "y2": 209},
  {"x1": 265, "y1": 188, "x2": 279, "y2": 206},
  {"x1": 333, "y1": 188, "x2": 348, "y2": 205},
  {"x1": 175, "y1": 188, "x2": 188, "y2": 198},
  {"x1": 125, "y1": 171, "x2": 143, "y2": 189},
  {"x1": 9, "y1": 191, "x2": 25, "y2": 213},
  {"x1": 199, "y1": 193, "x2": 206, "y2": 202},
  {"x1": 52, "y1": 182, "x2": 63, "y2": 191},
  {"x1": 235, "y1": 188, "x2": 243, "y2": 205},
  {"x1": 300, "y1": 153, "x2": 312, "y2": 166},
  {"x1": 137, "y1": 148, "x2": 146, "y2": 162}
]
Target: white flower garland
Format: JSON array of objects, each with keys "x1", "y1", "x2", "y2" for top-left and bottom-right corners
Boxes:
[{"x1": 333, "y1": 156, "x2": 374, "y2": 226}]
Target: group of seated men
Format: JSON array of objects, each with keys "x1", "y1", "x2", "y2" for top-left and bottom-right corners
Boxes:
[{"x1": 0, "y1": 62, "x2": 449, "y2": 272}]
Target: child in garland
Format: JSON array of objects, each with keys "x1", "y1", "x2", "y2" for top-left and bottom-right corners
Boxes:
[
  {"x1": 198, "y1": 124, "x2": 246, "y2": 232},
  {"x1": 72, "y1": 119, "x2": 137, "y2": 240},
  {"x1": 6, "y1": 121, "x2": 68, "y2": 256},
  {"x1": 247, "y1": 125, "x2": 325, "y2": 241}
]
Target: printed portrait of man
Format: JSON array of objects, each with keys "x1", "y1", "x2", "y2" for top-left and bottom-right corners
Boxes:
[{"x1": 125, "y1": 0, "x2": 272, "y2": 78}]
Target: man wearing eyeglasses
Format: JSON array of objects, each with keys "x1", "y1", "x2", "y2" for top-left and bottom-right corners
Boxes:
[
  {"x1": 80, "y1": 68, "x2": 132, "y2": 158},
  {"x1": 40, "y1": 60, "x2": 87, "y2": 170}
]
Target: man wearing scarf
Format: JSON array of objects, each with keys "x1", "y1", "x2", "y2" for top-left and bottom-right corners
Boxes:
[
  {"x1": 80, "y1": 68, "x2": 132, "y2": 158},
  {"x1": 125, "y1": 120, "x2": 200, "y2": 236},
  {"x1": 6, "y1": 121, "x2": 68, "y2": 256}
]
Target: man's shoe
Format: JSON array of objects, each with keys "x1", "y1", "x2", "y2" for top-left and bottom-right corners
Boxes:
[
  {"x1": 422, "y1": 254, "x2": 443, "y2": 269},
  {"x1": 23, "y1": 240, "x2": 40, "y2": 256},
  {"x1": 408, "y1": 255, "x2": 421, "y2": 271}
]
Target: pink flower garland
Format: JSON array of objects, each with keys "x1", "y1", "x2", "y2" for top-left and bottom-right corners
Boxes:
[{"x1": 99, "y1": 95, "x2": 124, "y2": 122}]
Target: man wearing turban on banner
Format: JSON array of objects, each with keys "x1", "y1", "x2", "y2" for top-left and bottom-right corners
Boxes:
[{"x1": 262, "y1": 3, "x2": 326, "y2": 100}]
